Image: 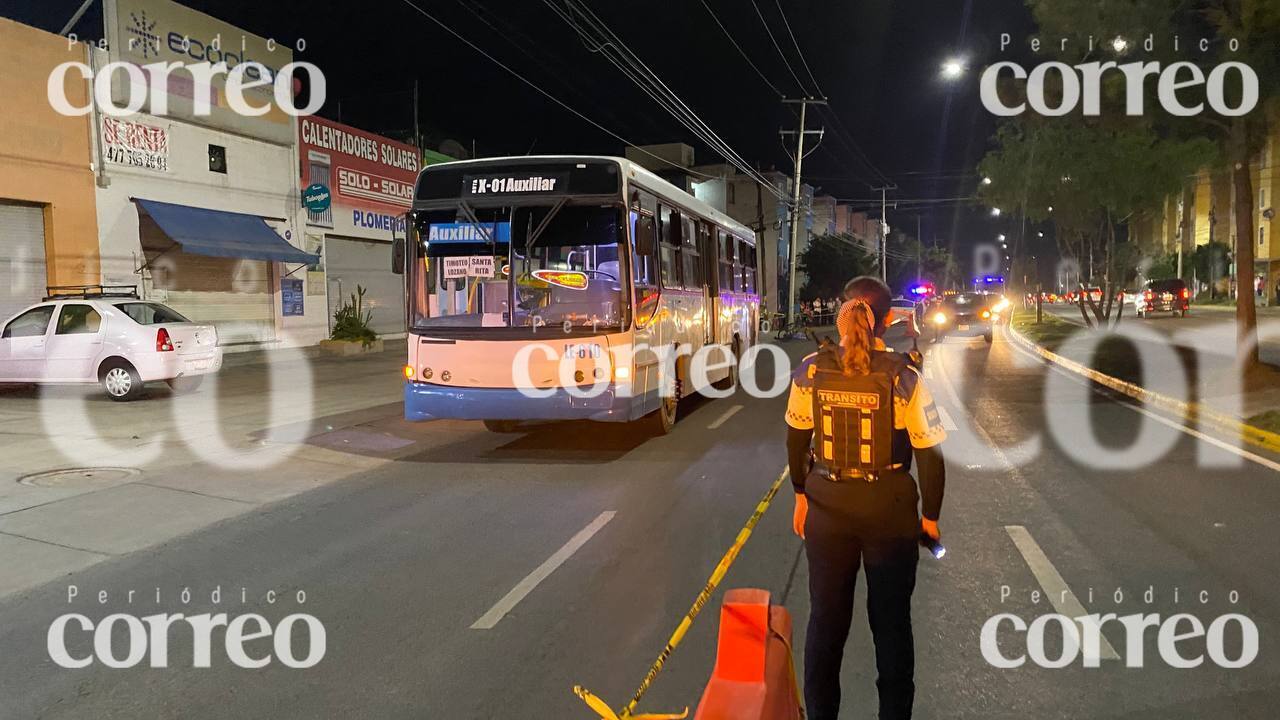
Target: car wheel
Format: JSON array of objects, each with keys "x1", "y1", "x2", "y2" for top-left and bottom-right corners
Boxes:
[
  {"x1": 483, "y1": 419, "x2": 520, "y2": 433},
  {"x1": 983, "y1": 331, "x2": 993, "y2": 344},
  {"x1": 101, "y1": 361, "x2": 144, "y2": 402},
  {"x1": 166, "y1": 376, "x2": 204, "y2": 395}
]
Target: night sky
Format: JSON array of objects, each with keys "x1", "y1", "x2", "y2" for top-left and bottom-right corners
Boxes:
[{"x1": 9, "y1": 0, "x2": 1043, "y2": 275}]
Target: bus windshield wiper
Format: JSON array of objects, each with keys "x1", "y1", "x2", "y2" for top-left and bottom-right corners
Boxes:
[
  {"x1": 524, "y1": 198, "x2": 567, "y2": 253},
  {"x1": 457, "y1": 200, "x2": 497, "y2": 247}
]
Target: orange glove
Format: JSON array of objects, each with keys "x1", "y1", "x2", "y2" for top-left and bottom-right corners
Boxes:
[
  {"x1": 793, "y1": 494, "x2": 808, "y2": 539},
  {"x1": 921, "y1": 517, "x2": 940, "y2": 541}
]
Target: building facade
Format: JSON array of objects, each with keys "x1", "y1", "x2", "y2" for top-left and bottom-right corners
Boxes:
[
  {"x1": 299, "y1": 116, "x2": 419, "y2": 337},
  {"x1": 93, "y1": 0, "x2": 322, "y2": 350},
  {"x1": 1135, "y1": 126, "x2": 1277, "y2": 303},
  {"x1": 0, "y1": 19, "x2": 101, "y2": 322}
]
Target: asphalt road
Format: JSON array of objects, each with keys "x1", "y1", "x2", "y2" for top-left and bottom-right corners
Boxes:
[{"x1": 2, "y1": 326, "x2": 1280, "y2": 718}]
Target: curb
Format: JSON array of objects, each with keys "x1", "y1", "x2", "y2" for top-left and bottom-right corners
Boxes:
[{"x1": 1006, "y1": 320, "x2": 1280, "y2": 456}]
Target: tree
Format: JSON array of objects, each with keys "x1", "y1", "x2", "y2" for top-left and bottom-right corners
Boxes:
[
  {"x1": 1018, "y1": 0, "x2": 1280, "y2": 364},
  {"x1": 980, "y1": 120, "x2": 1212, "y2": 326},
  {"x1": 888, "y1": 233, "x2": 959, "y2": 291},
  {"x1": 798, "y1": 233, "x2": 875, "y2": 300}
]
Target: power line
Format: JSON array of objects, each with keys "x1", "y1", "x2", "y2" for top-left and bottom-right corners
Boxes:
[
  {"x1": 547, "y1": 0, "x2": 787, "y2": 200},
  {"x1": 395, "y1": 0, "x2": 713, "y2": 179},
  {"x1": 698, "y1": 0, "x2": 784, "y2": 98},
  {"x1": 773, "y1": 0, "x2": 823, "y2": 97},
  {"x1": 748, "y1": 0, "x2": 807, "y2": 94},
  {"x1": 548, "y1": 0, "x2": 764, "y2": 188},
  {"x1": 817, "y1": 104, "x2": 894, "y2": 188}
]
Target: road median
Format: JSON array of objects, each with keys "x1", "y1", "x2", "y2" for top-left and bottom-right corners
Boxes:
[{"x1": 1008, "y1": 309, "x2": 1280, "y2": 456}]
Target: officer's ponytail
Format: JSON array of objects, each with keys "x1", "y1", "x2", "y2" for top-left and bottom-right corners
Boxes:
[{"x1": 839, "y1": 276, "x2": 893, "y2": 376}]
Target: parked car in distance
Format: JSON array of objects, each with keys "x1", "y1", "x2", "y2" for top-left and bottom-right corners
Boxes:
[
  {"x1": 0, "y1": 286, "x2": 222, "y2": 401},
  {"x1": 1125, "y1": 278, "x2": 1190, "y2": 318}
]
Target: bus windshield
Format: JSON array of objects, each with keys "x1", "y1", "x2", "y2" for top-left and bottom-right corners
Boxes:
[{"x1": 410, "y1": 203, "x2": 628, "y2": 336}]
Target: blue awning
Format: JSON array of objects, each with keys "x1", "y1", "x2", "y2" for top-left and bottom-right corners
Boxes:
[{"x1": 134, "y1": 199, "x2": 320, "y2": 264}]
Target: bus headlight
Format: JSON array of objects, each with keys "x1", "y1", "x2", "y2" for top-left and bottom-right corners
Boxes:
[
  {"x1": 932, "y1": 311, "x2": 947, "y2": 325},
  {"x1": 422, "y1": 367, "x2": 433, "y2": 380}
]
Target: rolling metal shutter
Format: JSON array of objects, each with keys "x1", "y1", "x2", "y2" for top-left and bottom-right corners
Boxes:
[
  {"x1": 0, "y1": 201, "x2": 48, "y2": 322},
  {"x1": 325, "y1": 236, "x2": 405, "y2": 336}
]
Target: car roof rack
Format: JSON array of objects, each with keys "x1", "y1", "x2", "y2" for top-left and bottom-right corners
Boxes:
[{"x1": 44, "y1": 285, "x2": 140, "y2": 301}]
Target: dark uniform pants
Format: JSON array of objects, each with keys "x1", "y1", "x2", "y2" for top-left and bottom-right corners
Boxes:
[{"x1": 803, "y1": 469, "x2": 920, "y2": 720}]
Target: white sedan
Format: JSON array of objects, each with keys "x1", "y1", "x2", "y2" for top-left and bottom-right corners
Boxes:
[{"x1": 0, "y1": 297, "x2": 222, "y2": 401}]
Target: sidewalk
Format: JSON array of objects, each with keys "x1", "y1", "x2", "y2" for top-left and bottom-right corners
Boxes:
[{"x1": 0, "y1": 342, "x2": 409, "y2": 598}]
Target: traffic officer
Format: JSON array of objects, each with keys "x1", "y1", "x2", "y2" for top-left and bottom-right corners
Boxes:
[{"x1": 786, "y1": 275, "x2": 947, "y2": 720}]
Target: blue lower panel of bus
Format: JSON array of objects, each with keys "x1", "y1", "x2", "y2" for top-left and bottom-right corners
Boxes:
[{"x1": 404, "y1": 381, "x2": 643, "y2": 422}]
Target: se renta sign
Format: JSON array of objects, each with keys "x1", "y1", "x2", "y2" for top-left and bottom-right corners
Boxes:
[{"x1": 302, "y1": 183, "x2": 330, "y2": 213}]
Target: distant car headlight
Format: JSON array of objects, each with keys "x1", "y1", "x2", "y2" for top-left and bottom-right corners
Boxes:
[
  {"x1": 981, "y1": 309, "x2": 992, "y2": 320},
  {"x1": 932, "y1": 311, "x2": 947, "y2": 325}
]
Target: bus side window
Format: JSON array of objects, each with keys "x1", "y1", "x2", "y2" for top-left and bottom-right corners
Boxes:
[
  {"x1": 631, "y1": 188, "x2": 658, "y2": 288},
  {"x1": 681, "y1": 215, "x2": 700, "y2": 290},
  {"x1": 745, "y1": 244, "x2": 757, "y2": 293},
  {"x1": 658, "y1": 204, "x2": 681, "y2": 289},
  {"x1": 733, "y1": 238, "x2": 746, "y2": 292},
  {"x1": 698, "y1": 222, "x2": 715, "y2": 287},
  {"x1": 718, "y1": 229, "x2": 734, "y2": 293}
]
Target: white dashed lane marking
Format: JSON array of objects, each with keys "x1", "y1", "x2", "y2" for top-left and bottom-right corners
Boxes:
[
  {"x1": 707, "y1": 404, "x2": 744, "y2": 429},
  {"x1": 471, "y1": 511, "x2": 616, "y2": 630}
]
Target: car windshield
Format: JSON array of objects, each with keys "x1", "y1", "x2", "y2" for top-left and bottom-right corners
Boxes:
[
  {"x1": 114, "y1": 302, "x2": 191, "y2": 325},
  {"x1": 410, "y1": 203, "x2": 627, "y2": 335},
  {"x1": 943, "y1": 293, "x2": 990, "y2": 308}
]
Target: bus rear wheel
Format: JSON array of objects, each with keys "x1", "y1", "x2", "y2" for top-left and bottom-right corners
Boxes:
[{"x1": 483, "y1": 419, "x2": 520, "y2": 433}]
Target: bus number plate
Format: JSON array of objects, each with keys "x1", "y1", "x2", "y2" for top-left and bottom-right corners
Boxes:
[{"x1": 564, "y1": 343, "x2": 602, "y2": 359}]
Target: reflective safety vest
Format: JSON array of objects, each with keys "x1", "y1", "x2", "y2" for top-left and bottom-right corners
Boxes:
[{"x1": 811, "y1": 348, "x2": 912, "y2": 475}]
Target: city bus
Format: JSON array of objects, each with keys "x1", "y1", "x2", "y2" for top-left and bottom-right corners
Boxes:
[{"x1": 394, "y1": 156, "x2": 760, "y2": 435}]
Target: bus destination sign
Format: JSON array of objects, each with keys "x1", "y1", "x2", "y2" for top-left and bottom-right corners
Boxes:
[{"x1": 463, "y1": 173, "x2": 567, "y2": 196}]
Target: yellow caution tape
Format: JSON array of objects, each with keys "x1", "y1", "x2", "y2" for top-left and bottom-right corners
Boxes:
[
  {"x1": 575, "y1": 467, "x2": 792, "y2": 720},
  {"x1": 1007, "y1": 323, "x2": 1280, "y2": 455}
]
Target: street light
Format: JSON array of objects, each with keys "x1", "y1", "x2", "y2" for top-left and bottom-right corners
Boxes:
[
  {"x1": 991, "y1": 207, "x2": 1002, "y2": 217},
  {"x1": 997, "y1": 233, "x2": 1006, "y2": 241},
  {"x1": 1037, "y1": 231, "x2": 1044, "y2": 238},
  {"x1": 1047, "y1": 206, "x2": 1054, "y2": 212},
  {"x1": 941, "y1": 58, "x2": 966, "y2": 80},
  {"x1": 982, "y1": 177, "x2": 992, "y2": 185},
  {"x1": 1111, "y1": 36, "x2": 1129, "y2": 54}
]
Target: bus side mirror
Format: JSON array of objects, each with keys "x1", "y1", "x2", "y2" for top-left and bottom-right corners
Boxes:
[
  {"x1": 635, "y1": 215, "x2": 655, "y2": 257},
  {"x1": 391, "y1": 237, "x2": 406, "y2": 275}
]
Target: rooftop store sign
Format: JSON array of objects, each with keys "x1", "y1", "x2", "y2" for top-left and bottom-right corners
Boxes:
[
  {"x1": 94, "y1": 0, "x2": 315, "y2": 145},
  {"x1": 300, "y1": 117, "x2": 418, "y2": 212}
]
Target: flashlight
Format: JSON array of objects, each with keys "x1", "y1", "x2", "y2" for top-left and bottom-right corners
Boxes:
[{"x1": 920, "y1": 533, "x2": 946, "y2": 559}]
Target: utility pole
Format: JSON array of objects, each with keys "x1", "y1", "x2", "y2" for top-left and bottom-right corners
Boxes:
[
  {"x1": 871, "y1": 185, "x2": 895, "y2": 281},
  {"x1": 412, "y1": 79, "x2": 421, "y2": 150},
  {"x1": 780, "y1": 98, "x2": 826, "y2": 329},
  {"x1": 916, "y1": 214, "x2": 922, "y2": 283}
]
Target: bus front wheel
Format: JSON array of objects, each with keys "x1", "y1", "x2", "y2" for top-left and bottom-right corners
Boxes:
[{"x1": 643, "y1": 393, "x2": 678, "y2": 436}]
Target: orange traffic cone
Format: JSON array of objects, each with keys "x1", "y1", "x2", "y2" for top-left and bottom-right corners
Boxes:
[{"x1": 693, "y1": 589, "x2": 803, "y2": 720}]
